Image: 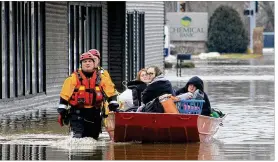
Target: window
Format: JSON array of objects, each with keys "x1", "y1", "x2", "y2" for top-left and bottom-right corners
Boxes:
[
  {"x1": 125, "y1": 10, "x2": 145, "y2": 81},
  {"x1": 0, "y1": 2, "x2": 45, "y2": 99},
  {"x1": 68, "y1": 4, "x2": 102, "y2": 74}
]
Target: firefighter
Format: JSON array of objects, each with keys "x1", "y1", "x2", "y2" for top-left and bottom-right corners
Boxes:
[{"x1": 57, "y1": 49, "x2": 119, "y2": 139}]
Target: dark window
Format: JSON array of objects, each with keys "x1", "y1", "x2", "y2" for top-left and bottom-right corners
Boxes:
[
  {"x1": 0, "y1": 2, "x2": 46, "y2": 99},
  {"x1": 126, "y1": 10, "x2": 145, "y2": 81},
  {"x1": 68, "y1": 4, "x2": 102, "y2": 74}
]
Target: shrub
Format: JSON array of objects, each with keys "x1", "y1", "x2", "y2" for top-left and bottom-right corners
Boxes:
[
  {"x1": 207, "y1": 5, "x2": 249, "y2": 53},
  {"x1": 164, "y1": 62, "x2": 173, "y2": 68},
  {"x1": 176, "y1": 62, "x2": 195, "y2": 68}
]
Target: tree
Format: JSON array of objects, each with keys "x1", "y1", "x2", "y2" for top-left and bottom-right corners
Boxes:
[
  {"x1": 257, "y1": 1, "x2": 274, "y2": 32},
  {"x1": 207, "y1": 5, "x2": 249, "y2": 53}
]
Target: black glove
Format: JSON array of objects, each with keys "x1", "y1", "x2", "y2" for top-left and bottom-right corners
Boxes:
[
  {"x1": 57, "y1": 108, "x2": 69, "y2": 126},
  {"x1": 57, "y1": 108, "x2": 67, "y2": 116},
  {"x1": 108, "y1": 101, "x2": 119, "y2": 112}
]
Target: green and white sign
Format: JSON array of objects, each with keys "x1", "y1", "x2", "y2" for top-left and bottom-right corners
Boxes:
[{"x1": 166, "y1": 12, "x2": 208, "y2": 41}]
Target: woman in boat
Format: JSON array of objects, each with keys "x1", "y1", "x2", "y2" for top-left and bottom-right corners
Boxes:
[
  {"x1": 140, "y1": 66, "x2": 175, "y2": 112},
  {"x1": 175, "y1": 76, "x2": 212, "y2": 116},
  {"x1": 125, "y1": 69, "x2": 150, "y2": 110}
]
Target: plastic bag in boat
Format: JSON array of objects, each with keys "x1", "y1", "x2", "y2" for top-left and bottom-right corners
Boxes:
[{"x1": 118, "y1": 89, "x2": 134, "y2": 109}]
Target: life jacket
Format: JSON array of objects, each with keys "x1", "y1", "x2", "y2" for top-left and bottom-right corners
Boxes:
[{"x1": 69, "y1": 70, "x2": 104, "y2": 108}]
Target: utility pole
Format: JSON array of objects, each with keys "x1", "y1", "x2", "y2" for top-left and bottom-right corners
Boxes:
[
  {"x1": 249, "y1": 1, "x2": 256, "y2": 52},
  {"x1": 176, "y1": 1, "x2": 179, "y2": 12}
]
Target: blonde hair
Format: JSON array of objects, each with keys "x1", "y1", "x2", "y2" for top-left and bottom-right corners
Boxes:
[{"x1": 136, "y1": 68, "x2": 147, "y2": 81}]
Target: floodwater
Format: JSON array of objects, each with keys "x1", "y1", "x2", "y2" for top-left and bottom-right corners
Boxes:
[{"x1": 0, "y1": 52, "x2": 275, "y2": 160}]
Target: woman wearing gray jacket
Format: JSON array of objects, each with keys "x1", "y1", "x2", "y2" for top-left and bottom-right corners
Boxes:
[{"x1": 141, "y1": 66, "x2": 175, "y2": 112}]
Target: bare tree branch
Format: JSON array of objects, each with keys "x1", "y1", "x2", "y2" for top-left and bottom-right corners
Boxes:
[{"x1": 257, "y1": 1, "x2": 274, "y2": 31}]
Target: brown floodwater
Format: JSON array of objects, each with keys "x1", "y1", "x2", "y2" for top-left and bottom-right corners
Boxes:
[{"x1": 0, "y1": 52, "x2": 275, "y2": 160}]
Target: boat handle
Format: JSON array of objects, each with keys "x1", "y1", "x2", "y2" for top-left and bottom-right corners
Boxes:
[
  {"x1": 121, "y1": 116, "x2": 134, "y2": 120},
  {"x1": 179, "y1": 117, "x2": 191, "y2": 120}
]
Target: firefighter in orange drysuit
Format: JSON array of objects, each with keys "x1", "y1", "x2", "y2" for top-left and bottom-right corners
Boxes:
[{"x1": 57, "y1": 49, "x2": 119, "y2": 139}]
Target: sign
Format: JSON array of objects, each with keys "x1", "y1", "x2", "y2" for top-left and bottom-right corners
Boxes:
[{"x1": 166, "y1": 12, "x2": 208, "y2": 41}]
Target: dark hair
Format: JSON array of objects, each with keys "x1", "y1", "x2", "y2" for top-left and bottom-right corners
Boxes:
[{"x1": 148, "y1": 66, "x2": 162, "y2": 77}]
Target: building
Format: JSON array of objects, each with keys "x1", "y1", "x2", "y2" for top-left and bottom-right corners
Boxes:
[
  {"x1": 0, "y1": 1, "x2": 165, "y2": 113},
  {"x1": 164, "y1": 1, "x2": 249, "y2": 54}
]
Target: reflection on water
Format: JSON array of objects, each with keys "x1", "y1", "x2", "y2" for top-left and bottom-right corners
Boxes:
[
  {"x1": 0, "y1": 144, "x2": 46, "y2": 160},
  {"x1": 68, "y1": 146, "x2": 104, "y2": 160},
  {"x1": 104, "y1": 142, "x2": 274, "y2": 160},
  {"x1": 0, "y1": 109, "x2": 69, "y2": 135},
  {"x1": 0, "y1": 142, "x2": 274, "y2": 160},
  {"x1": 0, "y1": 55, "x2": 275, "y2": 160},
  {"x1": 106, "y1": 143, "x2": 202, "y2": 160},
  {"x1": 0, "y1": 111, "x2": 42, "y2": 135}
]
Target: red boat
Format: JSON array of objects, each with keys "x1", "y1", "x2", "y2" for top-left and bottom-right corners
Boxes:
[{"x1": 105, "y1": 112, "x2": 226, "y2": 143}]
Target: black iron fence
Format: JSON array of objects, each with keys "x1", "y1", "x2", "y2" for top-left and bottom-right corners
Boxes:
[
  {"x1": 0, "y1": 2, "x2": 46, "y2": 99},
  {"x1": 68, "y1": 4, "x2": 102, "y2": 74},
  {"x1": 125, "y1": 10, "x2": 145, "y2": 81}
]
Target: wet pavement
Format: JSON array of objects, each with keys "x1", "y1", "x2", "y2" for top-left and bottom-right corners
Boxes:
[{"x1": 0, "y1": 52, "x2": 275, "y2": 160}]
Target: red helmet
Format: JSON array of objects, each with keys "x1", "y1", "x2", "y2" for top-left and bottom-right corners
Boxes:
[
  {"x1": 79, "y1": 52, "x2": 94, "y2": 62},
  {"x1": 87, "y1": 49, "x2": 100, "y2": 59}
]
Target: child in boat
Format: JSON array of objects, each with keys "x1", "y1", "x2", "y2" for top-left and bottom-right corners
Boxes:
[{"x1": 175, "y1": 76, "x2": 212, "y2": 116}]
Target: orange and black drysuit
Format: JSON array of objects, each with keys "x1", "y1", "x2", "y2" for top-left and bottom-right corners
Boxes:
[{"x1": 58, "y1": 67, "x2": 118, "y2": 139}]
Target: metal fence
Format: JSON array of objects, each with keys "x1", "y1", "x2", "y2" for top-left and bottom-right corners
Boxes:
[
  {"x1": 125, "y1": 10, "x2": 145, "y2": 81},
  {"x1": 0, "y1": 2, "x2": 46, "y2": 100},
  {"x1": 68, "y1": 4, "x2": 102, "y2": 74}
]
